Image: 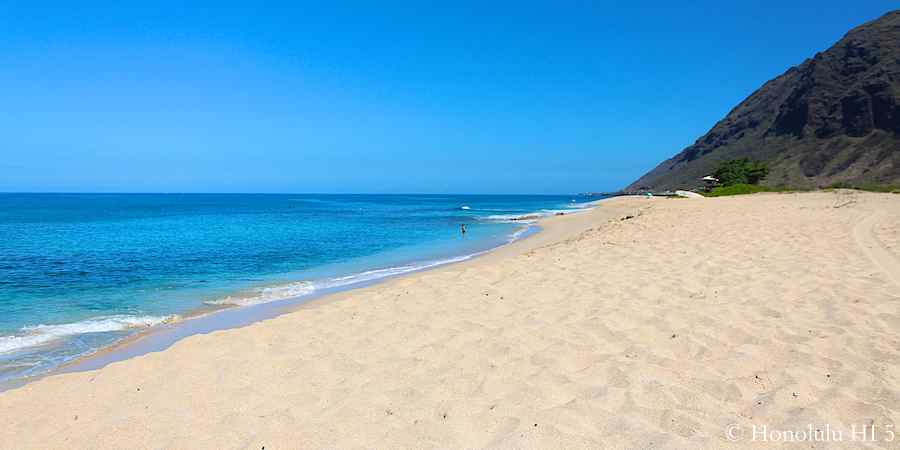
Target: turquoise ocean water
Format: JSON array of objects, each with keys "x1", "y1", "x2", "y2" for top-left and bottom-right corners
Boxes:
[{"x1": 0, "y1": 193, "x2": 600, "y2": 382}]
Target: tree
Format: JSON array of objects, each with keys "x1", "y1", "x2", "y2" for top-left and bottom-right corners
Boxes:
[{"x1": 713, "y1": 159, "x2": 769, "y2": 186}]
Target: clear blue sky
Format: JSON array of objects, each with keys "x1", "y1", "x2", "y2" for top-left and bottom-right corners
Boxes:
[{"x1": 1, "y1": 1, "x2": 896, "y2": 194}]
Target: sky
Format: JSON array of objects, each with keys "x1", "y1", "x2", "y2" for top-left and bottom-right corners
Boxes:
[{"x1": 1, "y1": 1, "x2": 896, "y2": 194}]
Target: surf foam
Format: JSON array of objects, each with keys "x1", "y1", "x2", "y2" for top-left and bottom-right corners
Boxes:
[
  {"x1": 202, "y1": 254, "x2": 489, "y2": 310},
  {"x1": 204, "y1": 281, "x2": 316, "y2": 306},
  {"x1": 0, "y1": 315, "x2": 176, "y2": 355}
]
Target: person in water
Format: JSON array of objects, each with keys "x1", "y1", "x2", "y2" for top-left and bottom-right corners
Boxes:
[{"x1": 460, "y1": 223, "x2": 466, "y2": 235}]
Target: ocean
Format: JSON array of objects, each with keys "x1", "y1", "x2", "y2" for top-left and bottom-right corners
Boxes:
[{"x1": 0, "y1": 193, "x2": 600, "y2": 383}]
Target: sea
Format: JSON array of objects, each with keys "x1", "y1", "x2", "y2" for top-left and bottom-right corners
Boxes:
[{"x1": 0, "y1": 193, "x2": 602, "y2": 383}]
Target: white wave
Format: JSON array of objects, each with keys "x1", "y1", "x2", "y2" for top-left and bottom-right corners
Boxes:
[
  {"x1": 0, "y1": 334, "x2": 60, "y2": 355},
  {"x1": 317, "y1": 254, "x2": 475, "y2": 290},
  {"x1": 481, "y1": 213, "x2": 541, "y2": 222},
  {"x1": 206, "y1": 255, "x2": 483, "y2": 308},
  {"x1": 204, "y1": 281, "x2": 316, "y2": 306},
  {"x1": 0, "y1": 315, "x2": 176, "y2": 355},
  {"x1": 460, "y1": 205, "x2": 471, "y2": 210},
  {"x1": 567, "y1": 201, "x2": 597, "y2": 209},
  {"x1": 480, "y1": 204, "x2": 597, "y2": 223},
  {"x1": 508, "y1": 226, "x2": 531, "y2": 242},
  {"x1": 481, "y1": 211, "x2": 558, "y2": 223}
]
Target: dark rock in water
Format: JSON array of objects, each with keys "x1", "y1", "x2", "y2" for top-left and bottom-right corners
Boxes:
[{"x1": 627, "y1": 10, "x2": 900, "y2": 191}]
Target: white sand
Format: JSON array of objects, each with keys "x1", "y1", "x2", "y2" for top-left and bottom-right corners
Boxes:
[{"x1": 2, "y1": 191, "x2": 899, "y2": 449}]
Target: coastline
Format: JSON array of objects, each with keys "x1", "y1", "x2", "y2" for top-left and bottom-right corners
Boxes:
[
  {"x1": 3, "y1": 191, "x2": 899, "y2": 449},
  {"x1": 0, "y1": 200, "x2": 609, "y2": 392}
]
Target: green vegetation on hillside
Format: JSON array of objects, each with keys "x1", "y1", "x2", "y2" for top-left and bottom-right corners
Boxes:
[
  {"x1": 701, "y1": 159, "x2": 772, "y2": 196},
  {"x1": 704, "y1": 184, "x2": 786, "y2": 197},
  {"x1": 827, "y1": 182, "x2": 900, "y2": 193},
  {"x1": 712, "y1": 159, "x2": 770, "y2": 186}
]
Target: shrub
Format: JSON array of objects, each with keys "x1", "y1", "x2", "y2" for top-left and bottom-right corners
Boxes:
[
  {"x1": 862, "y1": 184, "x2": 899, "y2": 193},
  {"x1": 704, "y1": 184, "x2": 776, "y2": 197},
  {"x1": 713, "y1": 159, "x2": 769, "y2": 186},
  {"x1": 827, "y1": 182, "x2": 900, "y2": 193}
]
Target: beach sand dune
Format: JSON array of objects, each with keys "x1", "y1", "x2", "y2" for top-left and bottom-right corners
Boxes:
[{"x1": 2, "y1": 191, "x2": 899, "y2": 449}]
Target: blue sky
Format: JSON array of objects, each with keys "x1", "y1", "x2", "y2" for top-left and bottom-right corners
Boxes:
[{"x1": 1, "y1": 1, "x2": 896, "y2": 194}]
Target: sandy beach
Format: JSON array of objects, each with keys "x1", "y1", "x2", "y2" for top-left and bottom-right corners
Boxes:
[{"x1": 2, "y1": 191, "x2": 899, "y2": 449}]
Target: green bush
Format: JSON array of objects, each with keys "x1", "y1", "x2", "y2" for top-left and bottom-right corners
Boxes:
[
  {"x1": 713, "y1": 159, "x2": 769, "y2": 186},
  {"x1": 827, "y1": 182, "x2": 900, "y2": 193},
  {"x1": 704, "y1": 184, "x2": 775, "y2": 197}
]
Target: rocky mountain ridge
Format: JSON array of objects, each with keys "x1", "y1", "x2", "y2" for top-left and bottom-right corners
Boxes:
[{"x1": 627, "y1": 10, "x2": 900, "y2": 191}]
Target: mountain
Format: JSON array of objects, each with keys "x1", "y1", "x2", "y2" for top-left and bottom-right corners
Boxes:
[{"x1": 627, "y1": 10, "x2": 900, "y2": 192}]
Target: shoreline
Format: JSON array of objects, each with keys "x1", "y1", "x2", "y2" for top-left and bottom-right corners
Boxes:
[
  {"x1": 0, "y1": 200, "x2": 610, "y2": 392},
  {"x1": 6, "y1": 191, "x2": 895, "y2": 448}
]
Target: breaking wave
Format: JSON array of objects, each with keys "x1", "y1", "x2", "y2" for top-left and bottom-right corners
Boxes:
[
  {"x1": 204, "y1": 281, "x2": 316, "y2": 306},
  {"x1": 0, "y1": 315, "x2": 177, "y2": 355}
]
